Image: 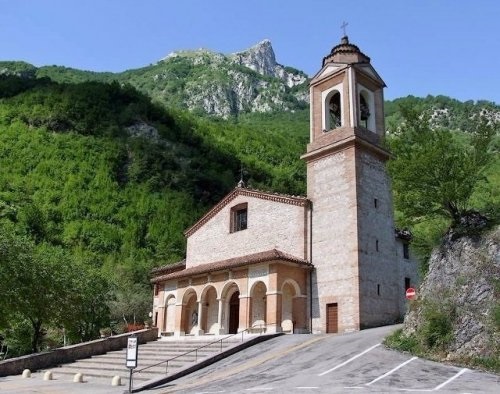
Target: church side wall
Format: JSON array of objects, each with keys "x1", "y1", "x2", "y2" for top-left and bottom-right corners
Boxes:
[
  {"x1": 186, "y1": 195, "x2": 307, "y2": 267},
  {"x1": 307, "y1": 147, "x2": 361, "y2": 333},
  {"x1": 355, "y1": 149, "x2": 401, "y2": 327}
]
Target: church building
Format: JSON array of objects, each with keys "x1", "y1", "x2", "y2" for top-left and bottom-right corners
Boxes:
[{"x1": 151, "y1": 36, "x2": 418, "y2": 335}]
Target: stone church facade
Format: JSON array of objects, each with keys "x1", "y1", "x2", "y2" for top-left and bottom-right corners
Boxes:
[{"x1": 151, "y1": 37, "x2": 418, "y2": 335}]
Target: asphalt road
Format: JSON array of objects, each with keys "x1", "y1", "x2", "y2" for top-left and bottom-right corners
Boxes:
[{"x1": 152, "y1": 325, "x2": 499, "y2": 394}]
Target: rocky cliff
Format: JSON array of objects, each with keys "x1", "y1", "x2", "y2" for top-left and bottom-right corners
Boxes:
[
  {"x1": 402, "y1": 221, "x2": 499, "y2": 367},
  {"x1": 153, "y1": 40, "x2": 308, "y2": 117}
]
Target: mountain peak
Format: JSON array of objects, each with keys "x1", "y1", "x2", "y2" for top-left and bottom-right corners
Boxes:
[{"x1": 230, "y1": 39, "x2": 277, "y2": 77}]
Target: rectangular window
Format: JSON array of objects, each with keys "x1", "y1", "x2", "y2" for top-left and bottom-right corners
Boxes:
[
  {"x1": 374, "y1": 198, "x2": 378, "y2": 208},
  {"x1": 236, "y1": 208, "x2": 247, "y2": 231},
  {"x1": 154, "y1": 284, "x2": 159, "y2": 296},
  {"x1": 405, "y1": 277, "x2": 411, "y2": 290},
  {"x1": 403, "y1": 243, "x2": 410, "y2": 259},
  {"x1": 230, "y1": 203, "x2": 248, "y2": 233}
]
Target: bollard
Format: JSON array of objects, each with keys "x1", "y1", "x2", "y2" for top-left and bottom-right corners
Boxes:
[
  {"x1": 111, "y1": 375, "x2": 122, "y2": 386},
  {"x1": 22, "y1": 369, "x2": 31, "y2": 378},
  {"x1": 73, "y1": 372, "x2": 83, "y2": 383},
  {"x1": 43, "y1": 371, "x2": 53, "y2": 381}
]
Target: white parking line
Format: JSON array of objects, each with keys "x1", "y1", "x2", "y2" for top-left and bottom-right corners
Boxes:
[
  {"x1": 433, "y1": 368, "x2": 469, "y2": 391},
  {"x1": 296, "y1": 387, "x2": 319, "y2": 390},
  {"x1": 318, "y1": 343, "x2": 381, "y2": 376},
  {"x1": 365, "y1": 356, "x2": 418, "y2": 386},
  {"x1": 246, "y1": 388, "x2": 274, "y2": 391}
]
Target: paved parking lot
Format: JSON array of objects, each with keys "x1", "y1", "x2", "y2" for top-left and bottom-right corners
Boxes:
[
  {"x1": 156, "y1": 325, "x2": 499, "y2": 393},
  {"x1": 1, "y1": 325, "x2": 498, "y2": 393}
]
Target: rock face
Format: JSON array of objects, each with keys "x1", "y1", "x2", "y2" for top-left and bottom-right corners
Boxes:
[
  {"x1": 403, "y1": 224, "x2": 499, "y2": 360},
  {"x1": 154, "y1": 40, "x2": 309, "y2": 117}
]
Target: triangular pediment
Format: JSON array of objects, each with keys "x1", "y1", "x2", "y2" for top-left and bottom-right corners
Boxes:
[
  {"x1": 184, "y1": 187, "x2": 309, "y2": 237},
  {"x1": 354, "y1": 64, "x2": 386, "y2": 87},
  {"x1": 310, "y1": 63, "x2": 347, "y2": 84}
]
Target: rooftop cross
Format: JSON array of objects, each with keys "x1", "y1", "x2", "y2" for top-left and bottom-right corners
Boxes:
[{"x1": 341, "y1": 21, "x2": 349, "y2": 37}]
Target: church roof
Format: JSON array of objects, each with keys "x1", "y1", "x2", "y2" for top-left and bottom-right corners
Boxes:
[
  {"x1": 184, "y1": 186, "x2": 309, "y2": 237},
  {"x1": 150, "y1": 259, "x2": 186, "y2": 276},
  {"x1": 150, "y1": 249, "x2": 311, "y2": 283}
]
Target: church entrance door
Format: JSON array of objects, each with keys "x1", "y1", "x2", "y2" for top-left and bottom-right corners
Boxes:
[
  {"x1": 326, "y1": 303, "x2": 338, "y2": 333},
  {"x1": 228, "y1": 291, "x2": 240, "y2": 334}
]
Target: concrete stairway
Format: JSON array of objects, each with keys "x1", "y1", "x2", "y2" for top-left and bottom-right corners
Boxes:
[{"x1": 45, "y1": 336, "x2": 243, "y2": 384}]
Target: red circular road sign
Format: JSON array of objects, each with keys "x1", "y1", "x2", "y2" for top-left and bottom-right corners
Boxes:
[{"x1": 406, "y1": 287, "x2": 416, "y2": 300}]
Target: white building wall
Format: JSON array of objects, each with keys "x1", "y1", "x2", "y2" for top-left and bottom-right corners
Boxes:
[{"x1": 186, "y1": 195, "x2": 307, "y2": 267}]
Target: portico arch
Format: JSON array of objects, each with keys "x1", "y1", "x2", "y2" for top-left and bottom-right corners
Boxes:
[
  {"x1": 250, "y1": 281, "x2": 267, "y2": 331},
  {"x1": 163, "y1": 295, "x2": 176, "y2": 334},
  {"x1": 181, "y1": 288, "x2": 198, "y2": 335},
  {"x1": 221, "y1": 282, "x2": 240, "y2": 334},
  {"x1": 200, "y1": 285, "x2": 218, "y2": 334},
  {"x1": 281, "y1": 280, "x2": 300, "y2": 333}
]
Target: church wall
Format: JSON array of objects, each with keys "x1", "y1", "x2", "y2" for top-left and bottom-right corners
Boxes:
[
  {"x1": 355, "y1": 149, "x2": 401, "y2": 326},
  {"x1": 307, "y1": 146, "x2": 361, "y2": 333},
  {"x1": 186, "y1": 195, "x2": 307, "y2": 267},
  {"x1": 395, "y1": 238, "x2": 420, "y2": 316}
]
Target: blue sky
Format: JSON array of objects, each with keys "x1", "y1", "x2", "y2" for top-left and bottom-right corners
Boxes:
[{"x1": 1, "y1": 0, "x2": 499, "y2": 103}]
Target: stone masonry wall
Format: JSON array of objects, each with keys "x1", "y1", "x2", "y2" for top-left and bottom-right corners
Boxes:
[
  {"x1": 186, "y1": 195, "x2": 307, "y2": 267},
  {"x1": 308, "y1": 147, "x2": 360, "y2": 333},
  {"x1": 355, "y1": 149, "x2": 401, "y2": 326}
]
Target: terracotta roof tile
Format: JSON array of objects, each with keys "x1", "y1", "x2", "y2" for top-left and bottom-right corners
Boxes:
[
  {"x1": 150, "y1": 259, "x2": 186, "y2": 275},
  {"x1": 151, "y1": 249, "x2": 311, "y2": 283}
]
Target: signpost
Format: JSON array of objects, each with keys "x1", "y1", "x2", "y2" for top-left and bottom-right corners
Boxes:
[
  {"x1": 405, "y1": 287, "x2": 416, "y2": 300},
  {"x1": 126, "y1": 335, "x2": 138, "y2": 393}
]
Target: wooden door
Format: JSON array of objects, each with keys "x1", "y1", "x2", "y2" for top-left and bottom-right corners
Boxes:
[
  {"x1": 326, "y1": 303, "x2": 338, "y2": 333},
  {"x1": 228, "y1": 291, "x2": 240, "y2": 334}
]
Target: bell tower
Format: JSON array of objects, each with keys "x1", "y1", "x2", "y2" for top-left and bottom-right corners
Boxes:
[{"x1": 302, "y1": 36, "x2": 402, "y2": 333}]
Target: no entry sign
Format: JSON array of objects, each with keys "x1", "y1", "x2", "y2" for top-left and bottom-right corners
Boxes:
[{"x1": 406, "y1": 287, "x2": 416, "y2": 300}]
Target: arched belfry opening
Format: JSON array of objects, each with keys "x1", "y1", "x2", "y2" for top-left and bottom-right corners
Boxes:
[
  {"x1": 359, "y1": 92, "x2": 370, "y2": 128},
  {"x1": 327, "y1": 91, "x2": 342, "y2": 131}
]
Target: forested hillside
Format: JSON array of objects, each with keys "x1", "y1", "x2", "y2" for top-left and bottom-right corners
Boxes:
[{"x1": 0, "y1": 75, "x2": 306, "y2": 356}]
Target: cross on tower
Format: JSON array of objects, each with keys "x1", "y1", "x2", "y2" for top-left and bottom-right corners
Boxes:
[{"x1": 341, "y1": 21, "x2": 349, "y2": 36}]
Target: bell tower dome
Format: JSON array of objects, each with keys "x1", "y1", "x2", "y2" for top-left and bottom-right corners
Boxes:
[
  {"x1": 306, "y1": 35, "x2": 387, "y2": 157},
  {"x1": 303, "y1": 37, "x2": 403, "y2": 333}
]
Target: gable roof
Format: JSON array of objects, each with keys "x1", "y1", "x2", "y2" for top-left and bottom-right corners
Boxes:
[
  {"x1": 150, "y1": 249, "x2": 312, "y2": 283},
  {"x1": 184, "y1": 186, "x2": 309, "y2": 238}
]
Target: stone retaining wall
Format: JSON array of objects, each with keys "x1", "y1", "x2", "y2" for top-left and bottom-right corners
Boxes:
[{"x1": 0, "y1": 328, "x2": 158, "y2": 377}]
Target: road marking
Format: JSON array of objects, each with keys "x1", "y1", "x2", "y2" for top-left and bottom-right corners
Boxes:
[
  {"x1": 365, "y1": 356, "x2": 418, "y2": 386},
  {"x1": 246, "y1": 388, "x2": 274, "y2": 391},
  {"x1": 433, "y1": 368, "x2": 469, "y2": 391},
  {"x1": 296, "y1": 387, "x2": 319, "y2": 390},
  {"x1": 318, "y1": 343, "x2": 381, "y2": 376}
]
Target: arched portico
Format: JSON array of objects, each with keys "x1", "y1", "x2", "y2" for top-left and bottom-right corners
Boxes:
[
  {"x1": 221, "y1": 282, "x2": 240, "y2": 334},
  {"x1": 163, "y1": 295, "x2": 176, "y2": 334},
  {"x1": 181, "y1": 288, "x2": 199, "y2": 335},
  {"x1": 250, "y1": 281, "x2": 267, "y2": 331},
  {"x1": 200, "y1": 285, "x2": 218, "y2": 334}
]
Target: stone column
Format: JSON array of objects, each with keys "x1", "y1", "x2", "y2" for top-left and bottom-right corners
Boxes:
[
  {"x1": 216, "y1": 298, "x2": 224, "y2": 334},
  {"x1": 156, "y1": 306, "x2": 165, "y2": 335},
  {"x1": 174, "y1": 303, "x2": 184, "y2": 336},
  {"x1": 195, "y1": 301, "x2": 204, "y2": 336},
  {"x1": 266, "y1": 292, "x2": 283, "y2": 333},
  {"x1": 238, "y1": 296, "x2": 251, "y2": 332}
]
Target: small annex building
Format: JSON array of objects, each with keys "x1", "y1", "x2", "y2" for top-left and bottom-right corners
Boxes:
[{"x1": 151, "y1": 36, "x2": 418, "y2": 336}]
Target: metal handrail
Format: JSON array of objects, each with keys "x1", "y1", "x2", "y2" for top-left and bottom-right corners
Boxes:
[{"x1": 133, "y1": 325, "x2": 265, "y2": 376}]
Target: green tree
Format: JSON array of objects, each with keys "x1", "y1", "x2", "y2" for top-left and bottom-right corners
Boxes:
[{"x1": 387, "y1": 105, "x2": 498, "y2": 226}]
